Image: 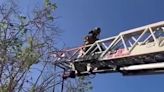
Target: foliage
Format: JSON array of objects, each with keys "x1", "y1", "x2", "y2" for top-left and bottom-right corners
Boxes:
[
  {"x1": 0, "y1": 0, "x2": 59, "y2": 91},
  {"x1": 0, "y1": 0, "x2": 92, "y2": 92}
]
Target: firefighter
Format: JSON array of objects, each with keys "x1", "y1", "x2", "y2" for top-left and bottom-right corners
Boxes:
[{"x1": 83, "y1": 27, "x2": 101, "y2": 52}]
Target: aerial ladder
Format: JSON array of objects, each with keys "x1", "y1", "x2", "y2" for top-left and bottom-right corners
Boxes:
[{"x1": 52, "y1": 21, "x2": 164, "y2": 78}]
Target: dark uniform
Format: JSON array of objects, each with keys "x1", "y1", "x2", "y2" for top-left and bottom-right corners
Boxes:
[{"x1": 84, "y1": 27, "x2": 101, "y2": 52}]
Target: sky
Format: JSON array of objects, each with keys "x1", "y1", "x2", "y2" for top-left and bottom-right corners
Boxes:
[
  {"x1": 2, "y1": 0, "x2": 164, "y2": 92},
  {"x1": 54, "y1": 0, "x2": 164, "y2": 92}
]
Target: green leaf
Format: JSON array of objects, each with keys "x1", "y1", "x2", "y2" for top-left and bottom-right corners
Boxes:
[
  {"x1": 19, "y1": 25, "x2": 24, "y2": 31},
  {"x1": 30, "y1": 86, "x2": 35, "y2": 92},
  {"x1": 0, "y1": 22, "x2": 8, "y2": 29},
  {"x1": 45, "y1": 0, "x2": 50, "y2": 6},
  {"x1": 19, "y1": 16, "x2": 27, "y2": 24},
  {"x1": 20, "y1": 16, "x2": 26, "y2": 19},
  {"x1": 51, "y1": 3, "x2": 57, "y2": 10},
  {"x1": 47, "y1": 16, "x2": 54, "y2": 21}
]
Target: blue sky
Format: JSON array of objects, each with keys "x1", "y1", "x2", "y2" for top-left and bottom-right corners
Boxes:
[
  {"x1": 6, "y1": 0, "x2": 164, "y2": 92},
  {"x1": 55, "y1": 0, "x2": 164, "y2": 92}
]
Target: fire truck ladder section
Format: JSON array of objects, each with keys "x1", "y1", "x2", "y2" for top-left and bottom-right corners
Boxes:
[{"x1": 53, "y1": 21, "x2": 164, "y2": 77}]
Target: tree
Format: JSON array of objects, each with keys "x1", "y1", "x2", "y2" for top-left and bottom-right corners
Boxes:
[
  {"x1": 0, "y1": 0, "x2": 61, "y2": 91},
  {"x1": 0, "y1": 0, "x2": 92, "y2": 92}
]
